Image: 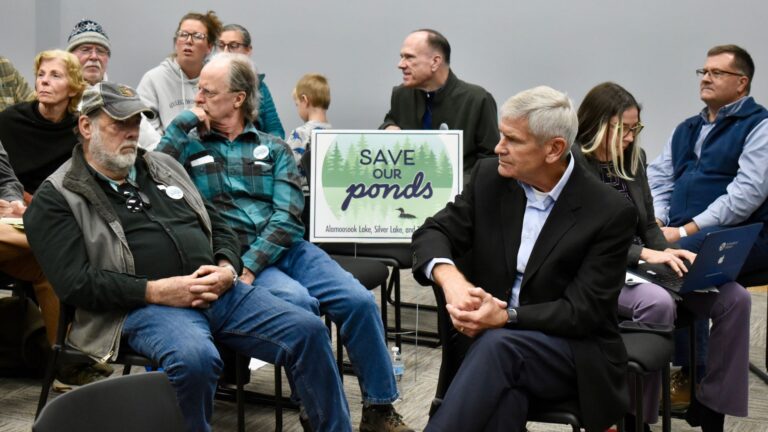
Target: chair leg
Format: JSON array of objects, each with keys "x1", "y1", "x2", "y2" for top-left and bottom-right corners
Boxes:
[
  {"x1": 634, "y1": 373, "x2": 644, "y2": 432},
  {"x1": 274, "y1": 365, "x2": 283, "y2": 432},
  {"x1": 391, "y1": 267, "x2": 402, "y2": 349},
  {"x1": 336, "y1": 325, "x2": 344, "y2": 378},
  {"x1": 235, "y1": 354, "x2": 245, "y2": 432},
  {"x1": 35, "y1": 347, "x2": 60, "y2": 418},
  {"x1": 325, "y1": 316, "x2": 344, "y2": 380},
  {"x1": 380, "y1": 280, "x2": 388, "y2": 341},
  {"x1": 688, "y1": 325, "x2": 697, "y2": 403},
  {"x1": 662, "y1": 361, "x2": 671, "y2": 432},
  {"x1": 747, "y1": 291, "x2": 768, "y2": 385}
]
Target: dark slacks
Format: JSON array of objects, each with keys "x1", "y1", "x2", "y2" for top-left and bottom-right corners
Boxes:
[{"x1": 426, "y1": 328, "x2": 576, "y2": 432}]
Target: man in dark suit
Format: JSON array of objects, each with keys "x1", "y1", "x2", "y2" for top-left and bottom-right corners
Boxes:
[{"x1": 412, "y1": 86, "x2": 637, "y2": 432}]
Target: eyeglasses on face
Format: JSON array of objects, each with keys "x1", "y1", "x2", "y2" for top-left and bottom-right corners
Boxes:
[
  {"x1": 198, "y1": 86, "x2": 223, "y2": 99},
  {"x1": 76, "y1": 45, "x2": 110, "y2": 57},
  {"x1": 695, "y1": 68, "x2": 744, "y2": 79},
  {"x1": 217, "y1": 41, "x2": 248, "y2": 51},
  {"x1": 118, "y1": 183, "x2": 151, "y2": 213},
  {"x1": 610, "y1": 122, "x2": 644, "y2": 138},
  {"x1": 176, "y1": 30, "x2": 207, "y2": 42}
]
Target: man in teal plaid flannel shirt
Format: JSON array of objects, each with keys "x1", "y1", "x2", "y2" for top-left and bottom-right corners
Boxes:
[{"x1": 157, "y1": 53, "x2": 413, "y2": 432}]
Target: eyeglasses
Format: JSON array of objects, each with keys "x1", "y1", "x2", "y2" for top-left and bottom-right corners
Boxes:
[
  {"x1": 176, "y1": 30, "x2": 207, "y2": 42},
  {"x1": 197, "y1": 86, "x2": 234, "y2": 99},
  {"x1": 75, "y1": 45, "x2": 110, "y2": 57},
  {"x1": 217, "y1": 41, "x2": 248, "y2": 51},
  {"x1": 118, "y1": 183, "x2": 151, "y2": 213},
  {"x1": 695, "y1": 68, "x2": 744, "y2": 79},
  {"x1": 610, "y1": 122, "x2": 644, "y2": 138}
]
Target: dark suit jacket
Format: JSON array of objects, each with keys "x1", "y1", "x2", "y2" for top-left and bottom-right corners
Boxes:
[
  {"x1": 412, "y1": 158, "x2": 637, "y2": 431},
  {"x1": 572, "y1": 144, "x2": 672, "y2": 266}
]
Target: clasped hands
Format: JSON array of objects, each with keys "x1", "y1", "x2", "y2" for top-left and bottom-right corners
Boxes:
[
  {"x1": 146, "y1": 264, "x2": 235, "y2": 309},
  {"x1": 444, "y1": 284, "x2": 508, "y2": 339}
]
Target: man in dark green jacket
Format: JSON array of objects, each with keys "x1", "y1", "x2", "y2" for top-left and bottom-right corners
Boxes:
[{"x1": 381, "y1": 29, "x2": 498, "y2": 182}]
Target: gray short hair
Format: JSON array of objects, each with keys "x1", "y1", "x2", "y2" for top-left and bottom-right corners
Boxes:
[
  {"x1": 500, "y1": 86, "x2": 578, "y2": 149},
  {"x1": 208, "y1": 52, "x2": 261, "y2": 123}
]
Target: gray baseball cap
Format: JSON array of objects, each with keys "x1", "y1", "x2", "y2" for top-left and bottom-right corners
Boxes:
[{"x1": 81, "y1": 81, "x2": 156, "y2": 120}]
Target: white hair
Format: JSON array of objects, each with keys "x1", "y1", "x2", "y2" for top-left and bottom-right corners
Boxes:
[
  {"x1": 501, "y1": 86, "x2": 578, "y2": 150},
  {"x1": 206, "y1": 52, "x2": 262, "y2": 122}
]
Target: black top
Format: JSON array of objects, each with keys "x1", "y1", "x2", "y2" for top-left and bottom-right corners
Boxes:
[
  {"x1": 24, "y1": 146, "x2": 242, "y2": 312},
  {"x1": 597, "y1": 161, "x2": 644, "y2": 246},
  {"x1": 91, "y1": 159, "x2": 215, "y2": 280},
  {"x1": 0, "y1": 101, "x2": 78, "y2": 194}
]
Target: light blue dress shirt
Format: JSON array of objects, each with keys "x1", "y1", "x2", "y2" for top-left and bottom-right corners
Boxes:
[
  {"x1": 426, "y1": 156, "x2": 575, "y2": 307},
  {"x1": 647, "y1": 96, "x2": 768, "y2": 228}
]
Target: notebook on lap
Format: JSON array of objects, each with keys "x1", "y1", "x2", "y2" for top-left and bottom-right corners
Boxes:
[{"x1": 626, "y1": 223, "x2": 762, "y2": 295}]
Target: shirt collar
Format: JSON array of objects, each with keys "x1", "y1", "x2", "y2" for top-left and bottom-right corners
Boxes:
[
  {"x1": 205, "y1": 121, "x2": 259, "y2": 142},
  {"x1": 519, "y1": 154, "x2": 575, "y2": 208},
  {"x1": 91, "y1": 164, "x2": 138, "y2": 192},
  {"x1": 698, "y1": 96, "x2": 749, "y2": 124}
]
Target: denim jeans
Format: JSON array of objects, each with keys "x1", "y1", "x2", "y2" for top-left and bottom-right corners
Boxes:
[
  {"x1": 255, "y1": 240, "x2": 399, "y2": 405},
  {"x1": 122, "y1": 281, "x2": 351, "y2": 432}
]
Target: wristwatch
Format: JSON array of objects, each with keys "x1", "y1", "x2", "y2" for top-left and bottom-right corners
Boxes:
[
  {"x1": 506, "y1": 307, "x2": 518, "y2": 325},
  {"x1": 221, "y1": 264, "x2": 238, "y2": 286},
  {"x1": 678, "y1": 226, "x2": 688, "y2": 238}
]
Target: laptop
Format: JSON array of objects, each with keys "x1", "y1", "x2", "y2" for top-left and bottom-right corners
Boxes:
[{"x1": 626, "y1": 223, "x2": 762, "y2": 295}]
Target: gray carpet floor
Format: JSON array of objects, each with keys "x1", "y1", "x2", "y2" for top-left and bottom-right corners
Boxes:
[{"x1": 1, "y1": 272, "x2": 766, "y2": 431}]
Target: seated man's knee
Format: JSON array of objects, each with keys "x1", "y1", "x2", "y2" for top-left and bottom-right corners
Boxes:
[
  {"x1": 280, "y1": 288, "x2": 320, "y2": 315},
  {"x1": 165, "y1": 341, "x2": 223, "y2": 381},
  {"x1": 345, "y1": 285, "x2": 377, "y2": 311}
]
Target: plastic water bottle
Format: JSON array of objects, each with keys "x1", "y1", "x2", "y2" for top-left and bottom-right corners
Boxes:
[{"x1": 391, "y1": 346, "x2": 404, "y2": 400}]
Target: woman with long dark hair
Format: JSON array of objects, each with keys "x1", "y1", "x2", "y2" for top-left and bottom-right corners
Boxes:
[{"x1": 573, "y1": 82, "x2": 749, "y2": 432}]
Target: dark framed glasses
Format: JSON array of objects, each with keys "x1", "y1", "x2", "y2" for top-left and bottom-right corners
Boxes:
[{"x1": 610, "y1": 122, "x2": 644, "y2": 138}]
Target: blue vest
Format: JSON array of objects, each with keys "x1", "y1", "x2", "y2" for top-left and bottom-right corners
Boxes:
[{"x1": 669, "y1": 97, "x2": 768, "y2": 229}]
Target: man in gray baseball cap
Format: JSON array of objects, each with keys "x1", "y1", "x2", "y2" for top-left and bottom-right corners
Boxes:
[
  {"x1": 24, "y1": 80, "x2": 346, "y2": 432},
  {"x1": 80, "y1": 81, "x2": 156, "y2": 121}
]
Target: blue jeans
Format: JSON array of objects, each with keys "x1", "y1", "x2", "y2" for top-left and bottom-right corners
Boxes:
[
  {"x1": 122, "y1": 281, "x2": 351, "y2": 432},
  {"x1": 255, "y1": 240, "x2": 399, "y2": 405}
]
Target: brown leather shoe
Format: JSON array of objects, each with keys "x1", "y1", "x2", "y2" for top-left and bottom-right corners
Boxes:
[
  {"x1": 670, "y1": 369, "x2": 691, "y2": 410},
  {"x1": 360, "y1": 404, "x2": 414, "y2": 432}
]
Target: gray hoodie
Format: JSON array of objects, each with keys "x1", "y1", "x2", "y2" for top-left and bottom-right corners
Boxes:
[{"x1": 136, "y1": 57, "x2": 199, "y2": 134}]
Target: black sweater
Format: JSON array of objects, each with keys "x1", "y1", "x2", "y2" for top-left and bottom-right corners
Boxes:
[{"x1": 0, "y1": 101, "x2": 78, "y2": 194}]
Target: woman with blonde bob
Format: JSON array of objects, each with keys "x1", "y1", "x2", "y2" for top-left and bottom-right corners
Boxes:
[
  {"x1": 0, "y1": 49, "x2": 86, "y2": 197},
  {"x1": 0, "y1": 49, "x2": 98, "y2": 385},
  {"x1": 573, "y1": 82, "x2": 750, "y2": 432}
]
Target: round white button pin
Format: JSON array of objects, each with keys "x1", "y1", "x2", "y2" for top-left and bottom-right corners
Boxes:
[
  {"x1": 253, "y1": 145, "x2": 269, "y2": 160},
  {"x1": 165, "y1": 185, "x2": 184, "y2": 200}
]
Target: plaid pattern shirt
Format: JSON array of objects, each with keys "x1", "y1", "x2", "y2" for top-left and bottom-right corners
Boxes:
[
  {"x1": 0, "y1": 56, "x2": 34, "y2": 111},
  {"x1": 157, "y1": 110, "x2": 305, "y2": 275}
]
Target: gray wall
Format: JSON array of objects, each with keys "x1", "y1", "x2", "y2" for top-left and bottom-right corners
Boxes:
[{"x1": 2, "y1": 0, "x2": 765, "y2": 159}]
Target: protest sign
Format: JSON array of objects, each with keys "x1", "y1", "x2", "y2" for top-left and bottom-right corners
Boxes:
[{"x1": 309, "y1": 130, "x2": 462, "y2": 242}]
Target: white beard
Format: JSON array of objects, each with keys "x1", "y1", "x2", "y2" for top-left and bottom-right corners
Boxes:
[{"x1": 88, "y1": 125, "x2": 138, "y2": 175}]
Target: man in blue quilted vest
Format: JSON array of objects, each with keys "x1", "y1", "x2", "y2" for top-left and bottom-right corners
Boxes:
[{"x1": 648, "y1": 44, "x2": 768, "y2": 431}]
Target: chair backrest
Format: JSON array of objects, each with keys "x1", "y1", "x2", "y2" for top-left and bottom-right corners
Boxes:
[{"x1": 33, "y1": 372, "x2": 184, "y2": 432}]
